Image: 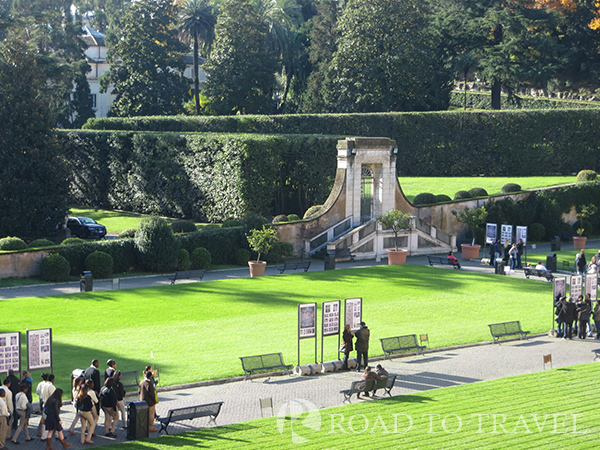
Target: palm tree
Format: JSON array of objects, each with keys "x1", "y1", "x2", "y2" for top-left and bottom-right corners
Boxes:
[{"x1": 179, "y1": 0, "x2": 216, "y2": 115}]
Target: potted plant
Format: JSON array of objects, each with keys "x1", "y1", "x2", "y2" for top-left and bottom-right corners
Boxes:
[
  {"x1": 451, "y1": 206, "x2": 487, "y2": 260},
  {"x1": 574, "y1": 204, "x2": 597, "y2": 249},
  {"x1": 246, "y1": 226, "x2": 279, "y2": 277},
  {"x1": 377, "y1": 210, "x2": 413, "y2": 265}
]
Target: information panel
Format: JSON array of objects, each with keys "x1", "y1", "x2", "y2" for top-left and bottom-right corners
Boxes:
[
  {"x1": 322, "y1": 300, "x2": 341, "y2": 337},
  {"x1": 586, "y1": 275, "x2": 598, "y2": 302},
  {"x1": 344, "y1": 298, "x2": 363, "y2": 331},
  {"x1": 0, "y1": 332, "x2": 21, "y2": 375},
  {"x1": 516, "y1": 226, "x2": 528, "y2": 245},
  {"x1": 570, "y1": 275, "x2": 583, "y2": 300},
  {"x1": 27, "y1": 328, "x2": 52, "y2": 371},
  {"x1": 501, "y1": 225, "x2": 513, "y2": 244},
  {"x1": 486, "y1": 224, "x2": 497, "y2": 244},
  {"x1": 298, "y1": 303, "x2": 317, "y2": 339},
  {"x1": 553, "y1": 277, "x2": 566, "y2": 299}
]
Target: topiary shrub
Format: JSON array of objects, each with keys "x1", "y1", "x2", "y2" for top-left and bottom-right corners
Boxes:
[
  {"x1": 191, "y1": 247, "x2": 212, "y2": 269},
  {"x1": 84, "y1": 251, "x2": 114, "y2": 279},
  {"x1": 202, "y1": 224, "x2": 221, "y2": 230},
  {"x1": 235, "y1": 248, "x2": 251, "y2": 266},
  {"x1": 435, "y1": 194, "x2": 452, "y2": 203},
  {"x1": 468, "y1": 187, "x2": 489, "y2": 198},
  {"x1": 454, "y1": 190, "x2": 472, "y2": 200},
  {"x1": 501, "y1": 183, "x2": 522, "y2": 193},
  {"x1": 118, "y1": 229, "x2": 137, "y2": 239},
  {"x1": 287, "y1": 214, "x2": 301, "y2": 221},
  {"x1": 572, "y1": 220, "x2": 593, "y2": 237},
  {"x1": 171, "y1": 220, "x2": 197, "y2": 233},
  {"x1": 577, "y1": 170, "x2": 597, "y2": 183},
  {"x1": 303, "y1": 205, "x2": 322, "y2": 219},
  {"x1": 28, "y1": 239, "x2": 55, "y2": 248},
  {"x1": 222, "y1": 220, "x2": 244, "y2": 228},
  {"x1": 242, "y1": 213, "x2": 269, "y2": 230},
  {"x1": 177, "y1": 248, "x2": 191, "y2": 271},
  {"x1": 177, "y1": 227, "x2": 247, "y2": 265},
  {"x1": 413, "y1": 193, "x2": 437, "y2": 206},
  {"x1": 528, "y1": 223, "x2": 546, "y2": 242},
  {"x1": 272, "y1": 214, "x2": 289, "y2": 224},
  {"x1": 61, "y1": 237, "x2": 86, "y2": 246},
  {"x1": 0, "y1": 237, "x2": 27, "y2": 251},
  {"x1": 134, "y1": 217, "x2": 179, "y2": 272},
  {"x1": 40, "y1": 254, "x2": 71, "y2": 282},
  {"x1": 265, "y1": 241, "x2": 294, "y2": 263}
]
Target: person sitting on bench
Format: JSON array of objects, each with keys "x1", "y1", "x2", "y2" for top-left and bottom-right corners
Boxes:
[
  {"x1": 371, "y1": 364, "x2": 389, "y2": 396},
  {"x1": 447, "y1": 251, "x2": 461, "y2": 269},
  {"x1": 357, "y1": 366, "x2": 385, "y2": 398}
]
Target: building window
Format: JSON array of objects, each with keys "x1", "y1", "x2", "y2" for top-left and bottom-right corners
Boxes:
[{"x1": 92, "y1": 94, "x2": 97, "y2": 109}]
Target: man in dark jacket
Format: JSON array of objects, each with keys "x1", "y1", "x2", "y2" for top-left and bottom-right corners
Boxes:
[
  {"x1": 577, "y1": 250, "x2": 587, "y2": 274},
  {"x1": 84, "y1": 359, "x2": 101, "y2": 414},
  {"x1": 354, "y1": 322, "x2": 370, "y2": 372},
  {"x1": 139, "y1": 371, "x2": 158, "y2": 432},
  {"x1": 564, "y1": 297, "x2": 577, "y2": 339}
]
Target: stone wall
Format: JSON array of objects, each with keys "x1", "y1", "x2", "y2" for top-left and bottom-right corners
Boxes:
[{"x1": 0, "y1": 250, "x2": 48, "y2": 279}]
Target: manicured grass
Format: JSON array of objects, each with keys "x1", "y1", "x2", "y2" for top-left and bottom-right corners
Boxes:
[
  {"x1": 399, "y1": 176, "x2": 575, "y2": 203},
  {"x1": 1, "y1": 265, "x2": 552, "y2": 393},
  {"x1": 106, "y1": 362, "x2": 600, "y2": 450},
  {"x1": 527, "y1": 247, "x2": 600, "y2": 267}
]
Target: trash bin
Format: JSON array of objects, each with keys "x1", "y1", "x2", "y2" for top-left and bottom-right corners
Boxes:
[
  {"x1": 127, "y1": 401, "x2": 149, "y2": 440},
  {"x1": 324, "y1": 252, "x2": 336, "y2": 271},
  {"x1": 546, "y1": 253, "x2": 557, "y2": 273},
  {"x1": 551, "y1": 236, "x2": 561, "y2": 252},
  {"x1": 80, "y1": 271, "x2": 93, "y2": 292},
  {"x1": 495, "y1": 258, "x2": 505, "y2": 275}
]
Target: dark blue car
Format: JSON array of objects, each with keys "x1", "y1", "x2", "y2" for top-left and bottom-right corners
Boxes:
[{"x1": 66, "y1": 216, "x2": 107, "y2": 239}]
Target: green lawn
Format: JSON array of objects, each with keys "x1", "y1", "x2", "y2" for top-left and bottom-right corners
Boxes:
[
  {"x1": 1, "y1": 265, "x2": 552, "y2": 393},
  {"x1": 106, "y1": 362, "x2": 600, "y2": 450},
  {"x1": 399, "y1": 176, "x2": 575, "y2": 203}
]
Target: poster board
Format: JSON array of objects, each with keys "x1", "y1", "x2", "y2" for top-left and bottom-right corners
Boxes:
[
  {"x1": 553, "y1": 277, "x2": 566, "y2": 299},
  {"x1": 570, "y1": 275, "x2": 583, "y2": 300},
  {"x1": 0, "y1": 332, "x2": 21, "y2": 375},
  {"x1": 501, "y1": 225, "x2": 513, "y2": 244},
  {"x1": 322, "y1": 300, "x2": 341, "y2": 337},
  {"x1": 298, "y1": 303, "x2": 317, "y2": 339},
  {"x1": 27, "y1": 328, "x2": 52, "y2": 371},
  {"x1": 586, "y1": 275, "x2": 598, "y2": 302},
  {"x1": 516, "y1": 226, "x2": 528, "y2": 245},
  {"x1": 344, "y1": 298, "x2": 363, "y2": 332},
  {"x1": 486, "y1": 224, "x2": 497, "y2": 244}
]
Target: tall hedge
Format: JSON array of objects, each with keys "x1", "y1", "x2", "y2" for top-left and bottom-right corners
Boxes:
[
  {"x1": 177, "y1": 227, "x2": 247, "y2": 265},
  {"x1": 449, "y1": 91, "x2": 600, "y2": 110},
  {"x1": 55, "y1": 239, "x2": 136, "y2": 276}
]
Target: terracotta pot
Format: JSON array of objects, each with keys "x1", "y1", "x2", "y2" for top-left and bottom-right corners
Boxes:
[
  {"x1": 573, "y1": 236, "x2": 587, "y2": 250},
  {"x1": 461, "y1": 244, "x2": 481, "y2": 260},
  {"x1": 248, "y1": 260, "x2": 267, "y2": 277},
  {"x1": 387, "y1": 249, "x2": 408, "y2": 265}
]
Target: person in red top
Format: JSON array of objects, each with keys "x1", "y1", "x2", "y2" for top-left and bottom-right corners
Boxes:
[{"x1": 447, "y1": 251, "x2": 461, "y2": 269}]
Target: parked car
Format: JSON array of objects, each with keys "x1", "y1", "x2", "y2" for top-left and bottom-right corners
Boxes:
[{"x1": 67, "y1": 217, "x2": 107, "y2": 239}]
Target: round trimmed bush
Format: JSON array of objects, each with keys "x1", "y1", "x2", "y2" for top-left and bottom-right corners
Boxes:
[
  {"x1": 454, "y1": 190, "x2": 472, "y2": 200},
  {"x1": 468, "y1": 187, "x2": 488, "y2": 198},
  {"x1": 528, "y1": 223, "x2": 546, "y2": 242},
  {"x1": 235, "y1": 248, "x2": 251, "y2": 266},
  {"x1": 242, "y1": 213, "x2": 269, "y2": 230},
  {"x1": 84, "y1": 251, "x2": 114, "y2": 279},
  {"x1": 40, "y1": 254, "x2": 71, "y2": 282},
  {"x1": 501, "y1": 183, "x2": 522, "y2": 193},
  {"x1": 573, "y1": 220, "x2": 593, "y2": 237},
  {"x1": 272, "y1": 214, "x2": 289, "y2": 224},
  {"x1": 435, "y1": 194, "x2": 452, "y2": 203},
  {"x1": 171, "y1": 220, "x2": 197, "y2": 233},
  {"x1": 577, "y1": 170, "x2": 597, "y2": 183},
  {"x1": 135, "y1": 217, "x2": 179, "y2": 272},
  {"x1": 287, "y1": 214, "x2": 301, "y2": 221},
  {"x1": 202, "y1": 224, "x2": 220, "y2": 230},
  {"x1": 61, "y1": 237, "x2": 86, "y2": 246},
  {"x1": 28, "y1": 239, "x2": 55, "y2": 248},
  {"x1": 222, "y1": 220, "x2": 244, "y2": 228},
  {"x1": 0, "y1": 237, "x2": 27, "y2": 251},
  {"x1": 177, "y1": 248, "x2": 191, "y2": 271},
  {"x1": 303, "y1": 205, "x2": 322, "y2": 219},
  {"x1": 191, "y1": 247, "x2": 212, "y2": 269},
  {"x1": 118, "y1": 228, "x2": 137, "y2": 239},
  {"x1": 413, "y1": 193, "x2": 437, "y2": 206}
]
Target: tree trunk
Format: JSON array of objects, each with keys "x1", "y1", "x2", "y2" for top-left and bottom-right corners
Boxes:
[
  {"x1": 194, "y1": 30, "x2": 200, "y2": 116},
  {"x1": 491, "y1": 79, "x2": 501, "y2": 110}
]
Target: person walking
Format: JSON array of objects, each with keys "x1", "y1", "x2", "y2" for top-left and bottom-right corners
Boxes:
[
  {"x1": 509, "y1": 244, "x2": 518, "y2": 271},
  {"x1": 100, "y1": 378, "x2": 118, "y2": 437},
  {"x1": 75, "y1": 385, "x2": 95, "y2": 445},
  {"x1": 0, "y1": 379, "x2": 12, "y2": 442},
  {"x1": 4, "y1": 370, "x2": 19, "y2": 435},
  {"x1": 104, "y1": 360, "x2": 116, "y2": 382},
  {"x1": 577, "y1": 296, "x2": 592, "y2": 339},
  {"x1": 139, "y1": 371, "x2": 158, "y2": 433},
  {"x1": 0, "y1": 389, "x2": 9, "y2": 450},
  {"x1": 41, "y1": 374, "x2": 56, "y2": 442},
  {"x1": 341, "y1": 325, "x2": 354, "y2": 370},
  {"x1": 36, "y1": 374, "x2": 50, "y2": 437},
  {"x1": 354, "y1": 322, "x2": 370, "y2": 372},
  {"x1": 44, "y1": 389, "x2": 72, "y2": 449},
  {"x1": 112, "y1": 371, "x2": 127, "y2": 430},
  {"x1": 11, "y1": 383, "x2": 33, "y2": 444}
]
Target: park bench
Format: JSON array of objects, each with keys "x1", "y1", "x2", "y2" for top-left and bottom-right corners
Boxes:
[
  {"x1": 239, "y1": 353, "x2": 293, "y2": 380},
  {"x1": 488, "y1": 321, "x2": 530, "y2": 343},
  {"x1": 278, "y1": 261, "x2": 311, "y2": 274},
  {"x1": 523, "y1": 267, "x2": 553, "y2": 281},
  {"x1": 561, "y1": 261, "x2": 576, "y2": 274},
  {"x1": 340, "y1": 376, "x2": 397, "y2": 403},
  {"x1": 169, "y1": 269, "x2": 206, "y2": 285},
  {"x1": 120, "y1": 370, "x2": 140, "y2": 393},
  {"x1": 380, "y1": 334, "x2": 427, "y2": 360},
  {"x1": 157, "y1": 402, "x2": 224, "y2": 434},
  {"x1": 426, "y1": 255, "x2": 460, "y2": 269},
  {"x1": 335, "y1": 248, "x2": 356, "y2": 262}
]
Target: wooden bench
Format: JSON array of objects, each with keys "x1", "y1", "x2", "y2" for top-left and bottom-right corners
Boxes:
[
  {"x1": 380, "y1": 335, "x2": 426, "y2": 360},
  {"x1": 158, "y1": 402, "x2": 224, "y2": 434},
  {"x1": 239, "y1": 353, "x2": 293, "y2": 380},
  {"x1": 488, "y1": 321, "x2": 530, "y2": 343},
  {"x1": 562, "y1": 261, "x2": 576, "y2": 274},
  {"x1": 278, "y1": 261, "x2": 311, "y2": 274},
  {"x1": 340, "y1": 376, "x2": 397, "y2": 403},
  {"x1": 523, "y1": 267, "x2": 553, "y2": 281},
  {"x1": 427, "y1": 256, "x2": 460, "y2": 269},
  {"x1": 120, "y1": 370, "x2": 140, "y2": 393},
  {"x1": 169, "y1": 269, "x2": 206, "y2": 285},
  {"x1": 335, "y1": 248, "x2": 356, "y2": 262}
]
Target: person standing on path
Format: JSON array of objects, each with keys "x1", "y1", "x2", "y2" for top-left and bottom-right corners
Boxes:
[
  {"x1": 4, "y1": 370, "x2": 19, "y2": 434},
  {"x1": 577, "y1": 250, "x2": 587, "y2": 274},
  {"x1": 139, "y1": 371, "x2": 158, "y2": 433},
  {"x1": 0, "y1": 379, "x2": 12, "y2": 442},
  {"x1": 354, "y1": 322, "x2": 370, "y2": 372},
  {"x1": 0, "y1": 389, "x2": 9, "y2": 450},
  {"x1": 104, "y1": 360, "x2": 116, "y2": 382},
  {"x1": 44, "y1": 389, "x2": 72, "y2": 449},
  {"x1": 84, "y1": 360, "x2": 101, "y2": 415},
  {"x1": 342, "y1": 325, "x2": 354, "y2": 370},
  {"x1": 516, "y1": 238, "x2": 524, "y2": 269}
]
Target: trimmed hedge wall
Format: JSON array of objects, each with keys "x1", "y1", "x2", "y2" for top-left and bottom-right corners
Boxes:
[
  {"x1": 449, "y1": 91, "x2": 600, "y2": 110},
  {"x1": 177, "y1": 227, "x2": 247, "y2": 265},
  {"x1": 55, "y1": 239, "x2": 136, "y2": 276}
]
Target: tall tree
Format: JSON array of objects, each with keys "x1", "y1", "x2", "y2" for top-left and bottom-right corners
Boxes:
[
  {"x1": 179, "y1": 0, "x2": 216, "y2": 115},
  {"x1": 101, "y1": 0, "x2": 190, "y2": 116}
]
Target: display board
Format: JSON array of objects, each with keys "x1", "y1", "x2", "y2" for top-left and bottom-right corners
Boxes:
[
  {"x1": 516, "y1": 226, "x2": 528, "y2": 245},
  {"x1": 0, "y1": 332, "x2": 21, "y2": 375},
  {"x1": 322, "y1": 300, "x2": 341, "y2": 337},
  {"x1": 486, "y1": 223, "x2": 497, "y2": 244},
  {"x1": 553, "y1": 277, "x2": 566, "y2": 299},
  {"x1": 344, "y1": 298, "x2": 363, "y2": 331},
  {"x1": 501, "y1": 224, "x2": 513, "y2": 244},
  {"x1": 298, "y1": 303, "x2": 317, "y2": 339},
  {"x1": 27, "y1": 328, "x2": 52, "y2": 371},
  {"x1": 586, "y1": 275, "x2": 598, "y2": 302},
  {"x1": 570, "y1": 275, "x2": 583, "y2": 300}
]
